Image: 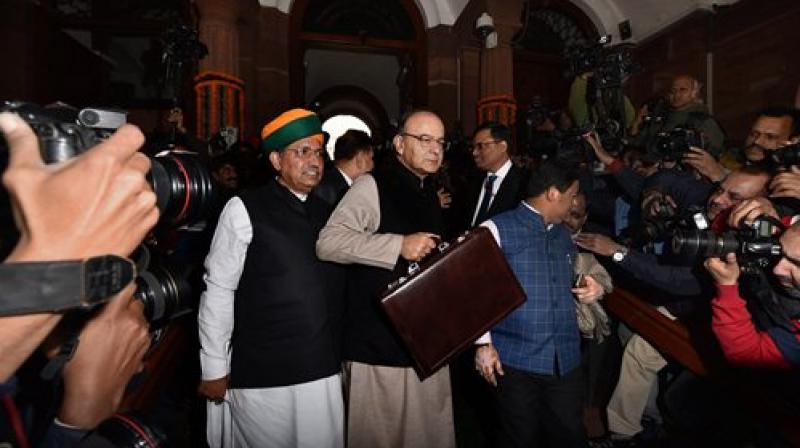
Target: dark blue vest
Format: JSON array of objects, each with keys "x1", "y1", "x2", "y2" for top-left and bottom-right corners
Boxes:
[{"x1": 491, "y1": 203, "x2": 581, "y2": 376}]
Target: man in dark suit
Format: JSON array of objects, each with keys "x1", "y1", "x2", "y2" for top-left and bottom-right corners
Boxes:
[
  {"x1": 463, "y1": 122, "x2": 528, "y2": 230},
  {"x1": 451, "y1": 121, "x2": 529, "y2": 446},
  {"x1": 314, "y1": 129, "x2": 374, "y2": 207}
]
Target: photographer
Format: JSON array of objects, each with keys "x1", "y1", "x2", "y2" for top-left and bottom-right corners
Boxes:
[
  {"x1": 0, "y1": 111, "x2": 157, "y2": 446},
  {"x1": 632, "y1": 75, "x2": 725, "y2": 158},
  {"x1": 576, "y1": 167, "x2": 770, "y2": 442},
  {"x1": 0, "y1": 111, "x2": 157, "y2": 381},
  {"x1": 684, "y1": 106, "x2": 800, "y2": 183},
  {"x1": 705, "y1": 201, "x2": 800, "y2": 369}
]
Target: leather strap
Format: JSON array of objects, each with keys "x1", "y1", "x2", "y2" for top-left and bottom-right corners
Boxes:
[{"x1": 0, "y1": 255, "x2": 135, "y2": 316}]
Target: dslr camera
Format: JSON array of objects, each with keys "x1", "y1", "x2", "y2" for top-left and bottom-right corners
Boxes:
[
  {"x1": 0, "y1": 100, "x2": 213, "y2": 325},
  {"x1": 770, "y1": 142, "x2": 800, "y2": 167},
  {"x1": 565, "y1": 35, "x2": 639, "y2": 89},
  {"x1": 671, "y1": 215, "x2": 782, "y2": 272},
  {"x1": 653, "y1": 127, "x2": 705, "y2": 162}
]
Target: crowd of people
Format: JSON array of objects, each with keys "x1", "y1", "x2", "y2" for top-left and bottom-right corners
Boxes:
[{"x1": 2, "y1": 68, "x2": 800, "y2": 448}]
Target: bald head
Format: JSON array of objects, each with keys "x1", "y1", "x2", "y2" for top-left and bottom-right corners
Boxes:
[
  {"x1": 669, "y1": 75, "x2": 701, "y2": 111},
  {"x1": 393, "y1": 110, "x2": 446, "y2": 177}
]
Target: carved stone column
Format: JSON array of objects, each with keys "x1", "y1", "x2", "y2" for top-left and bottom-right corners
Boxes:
[
  {"x1": 195, "y1": 0, "x2": 240, "y2": 77},
  {"x1": 193, "y1": 0, "x2": 243, "y2": 139},
  {"x1": 478, "y1": 0, "x2": 523, "y2": 126}
]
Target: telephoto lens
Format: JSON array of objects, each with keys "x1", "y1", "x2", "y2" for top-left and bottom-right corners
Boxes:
[
  {"x1": 148, "y1": 150, "x2": 215, "y2": 226},
  {"x1": 671, "y1": 229, "x2": 740, "y2": 258},
  {"x1": 131, "y1": 245, "x2": 193, "y2": 329}
]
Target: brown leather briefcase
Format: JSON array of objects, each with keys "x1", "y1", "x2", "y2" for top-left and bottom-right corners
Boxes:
[{"x1": 380, "y1": 227, "x2": 526, "y2": 379}]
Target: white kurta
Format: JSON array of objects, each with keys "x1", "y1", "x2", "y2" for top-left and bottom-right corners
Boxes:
[{"x1": 199, "y1": 195, "x2": 344, "y2": 448}]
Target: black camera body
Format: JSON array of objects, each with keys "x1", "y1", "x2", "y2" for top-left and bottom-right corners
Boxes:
[
  {"x1": 1, "y1": 101, "x2": 126, "y2": 164},
  {"x1": 653, "y1": 127, "x2": 704, "y2": 162},
  {"x1": 1, "y1": 101, "x2": 214, "y2": 226},
  {"x1": 525, "y1": 96, "x2": 561, "y2": 130},
  {"x1": 0, "y1": 100, "x2": 210, "y2": 325},
  {"x1": 566, "y1": 36, "x2": 639, "y2": 89},
  {"x1": 770, "y1": 142, "x2": 800, "y2": 167},
  {"x1": 672, "y1": 216, "x2": 782, "y2": 271}
]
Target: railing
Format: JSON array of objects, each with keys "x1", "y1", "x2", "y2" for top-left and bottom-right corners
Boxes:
[{"x1": 606, "y1": 288, "x2": 800, "y2": 445}]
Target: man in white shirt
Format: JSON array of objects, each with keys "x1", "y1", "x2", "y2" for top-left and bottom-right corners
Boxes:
[{"x1": 197, "y1": 108, "x2": 344, "y2": 448}]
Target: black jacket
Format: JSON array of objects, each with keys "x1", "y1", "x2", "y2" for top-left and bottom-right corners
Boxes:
[
  {"x1": 314, "y1": 167, "x2": 349, "y2": 207},
  {"x1": 456, "y1": 163, "x2": 529, "y2": 233}
]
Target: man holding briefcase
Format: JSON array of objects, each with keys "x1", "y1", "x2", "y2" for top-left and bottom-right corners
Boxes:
[{"x1": 317, "y1": 109, "x2": 455, "y2": 448}]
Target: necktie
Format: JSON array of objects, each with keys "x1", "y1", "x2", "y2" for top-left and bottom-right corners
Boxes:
[{"x1": 474, "y1": 174, "x2": 497, "y2": 225}]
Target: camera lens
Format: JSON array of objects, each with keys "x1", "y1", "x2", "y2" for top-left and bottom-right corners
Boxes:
[
  {"x1": 134, "y1": 262, "x2": 191, "y2": 327},
  {"x1": 148, "y1": 151, "x2": 215, "y2": 226},
  {"x1": 93, "y1": 412, "x2": 167, "y2": 447},
  {"x1": 671, "y1": 229, "x2": 740, "y2": 258}
]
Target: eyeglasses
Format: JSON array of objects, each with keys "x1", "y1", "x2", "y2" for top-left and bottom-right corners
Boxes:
[
  {"x1": 470, "y1": 140, "x2": 501, "y2": 151},
  {"x1": 401, "y1": 133, "x2": 450, "y2": 151},
  {"x1": 285, "y1": 145, "x2": 325, "y2": 159}
]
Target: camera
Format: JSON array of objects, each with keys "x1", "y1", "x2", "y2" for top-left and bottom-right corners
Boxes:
[
  {"x1": 525, "y1": 96, "x2": 561, "y2": 130},
  {"x1": 131, "y1": 245, "x2": 192, "y2": 329},
  {"x1": 671, "y1": 215, "x2": 782, "y2": 271},
  {"x1": 626, "y1": 203, "x2": 705, "y2": 247},
  {"x1": 770, "y1": 142, "x2": 800, "y2": 167},
  {"x1": 643, "y1": 97, "x2": 670, "y2": 125},
  {"x1": 1, "y1": 100, "x2": 214, "y2": 226},
  {"x1": 565, "y1": 36, "x2": 639, "y2": 89},
  {"x1": 653, "y1": 127, "x2": 705, "y2": 162},
  {"x1": 0, "y1": 101, "x2": 209, "y2": 325}
]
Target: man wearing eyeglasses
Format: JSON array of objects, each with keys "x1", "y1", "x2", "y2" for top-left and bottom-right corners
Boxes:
[
  {"x1": 449, "y1": 121, "x2": 530, "y2": 442},
  {"x1": 317, "y1": 109, "x2": 454, "y2": 447},
  {"x1": 463, "y1": 122, "x2": 529, "y2": 230},
  {"x1": 198, "y1": 108, "x2": 345, "y2": 447}
]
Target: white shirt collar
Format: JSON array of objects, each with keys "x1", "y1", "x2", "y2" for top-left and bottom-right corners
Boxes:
[
  {"x1": 276, "y1": 176, "x2": 308, "y2": 202},
  {"x1": 489, "y1": 158, "x2": 513, "y2": 181},
  {"x1": 338, "y1": 167, "x2": 353, "y2": 186},
  {"x1": 522, "y1": 201, "x2": 554, "y2": 230}
]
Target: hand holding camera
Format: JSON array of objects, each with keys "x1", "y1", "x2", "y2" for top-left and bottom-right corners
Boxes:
[
  {"x1": 728, "y1": 198, "x2": 780, "y2": 230},
  {"x1": 704, "y1": 253, "x2": 741, "y2": 286},
  {"x1": 0, "y1": 112, "x2": 158, "y2": 262},
  {"x1": 59, "y1": 284, "x2": 151, "y2": 429}
]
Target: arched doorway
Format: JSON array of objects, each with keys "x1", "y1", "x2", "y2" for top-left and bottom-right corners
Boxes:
[
  {"x1": 321, "y1": 115, "x2": 371, "y2": 159},
  {"x1": 513, "y1": 0, "x2": 599, "y2": 111},
  {"x1": 312, "y1": 84, "x2": 391, "y2": 160},
  {"x1": 288, "y1": 0, "x2": 427, "y2": 121}
]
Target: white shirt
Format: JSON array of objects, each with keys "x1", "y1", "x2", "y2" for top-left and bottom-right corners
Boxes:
[
  {"x1": 338, "y1": 167, "x2": 353, "y2": 187},
  {"x1": 198, "y1": 188, "x2": 309, "y2": 380},
  {"x1": 470, "y1": 158, "x2": 513, "y2": 226}
]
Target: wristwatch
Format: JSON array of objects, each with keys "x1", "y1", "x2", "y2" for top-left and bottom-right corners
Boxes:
[{"x1": 611, "y1": 247, "x2": 629, "y2": 263}]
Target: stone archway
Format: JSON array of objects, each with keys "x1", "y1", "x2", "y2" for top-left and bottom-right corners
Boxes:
[{"x1": 287, "y1": 0, "x2": 428, "y2": 116}]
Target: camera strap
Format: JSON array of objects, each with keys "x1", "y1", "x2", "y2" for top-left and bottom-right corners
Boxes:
[{"x1": 0, "y1": 255, "x2": 135, "y2": 316}]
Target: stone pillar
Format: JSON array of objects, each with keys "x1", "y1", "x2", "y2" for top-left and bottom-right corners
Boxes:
[
  {"x1": 195, "y1": 0, "x2": 241, "y2": 77},
  {"x1": 478, "y1": 0, "x2": 522, "y2": 126},
  {"x1": 193, "y1": 0, "x2": 244, "y2": 139}
]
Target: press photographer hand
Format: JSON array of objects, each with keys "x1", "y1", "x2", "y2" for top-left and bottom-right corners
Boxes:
[
  {"x1": 0, "y1": 112, "x2": 158, "y2": 381},
  {"x1": 58, "y1": 284, "x2": 150, "y2": 429},
  {"x1": 1, "y1": 112, "x2": 158, "y2": 262},
  {"x1": 704, "y1": 253, "x2": 741, "y2": 286},
  {"x1": 728, "y1": 198, "x2": 780, "y2": 229},
  {"x1": 574, "y1": 233, "x2": 624, "y2": 257},
  {"x1": 770, "y1": 166, "x2": 800, "y2": 200},
  {"x1": 683, "y1": 146, "x2": 726, "y2": 183}
]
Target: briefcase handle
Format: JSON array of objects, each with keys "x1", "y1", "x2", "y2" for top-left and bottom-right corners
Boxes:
[{"x1": 407, "y1": 239, "x2": 452, "y2": 275}]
